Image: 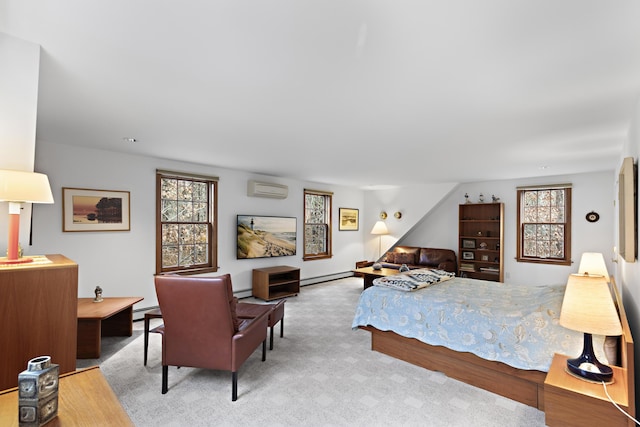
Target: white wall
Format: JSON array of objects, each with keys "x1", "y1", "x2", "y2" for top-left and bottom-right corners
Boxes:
[
  {"x1": 362, "y1": 183, "x2": 458, "y2": 260},
  {"x1": 0, "y1": 33, "x2": 40, "y2": 246},
  {"x1": 395, "y1": 171, "x2": 615, "y2": 286},
  {"x1": 31, "y1": 141, "x2": 366, "y2": 308}
]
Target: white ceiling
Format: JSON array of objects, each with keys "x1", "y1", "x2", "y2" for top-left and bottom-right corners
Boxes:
[{"x1": 3, "y1": 1, "x2": 640, "y2": 188}]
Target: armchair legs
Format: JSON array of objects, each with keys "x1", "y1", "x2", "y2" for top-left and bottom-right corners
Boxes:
[
  {"x1": 232, "y1": 371, "x2": 238, "y2": 401},
  {"x1": 143, "y1": 308, "x2": 163, "y2": 366},
  {"x1": 163, "y1": 339, "x2": 267, "y2": 401},
  {"x1": 162, "y1": 365, "x2": 168, "y2": 394}
]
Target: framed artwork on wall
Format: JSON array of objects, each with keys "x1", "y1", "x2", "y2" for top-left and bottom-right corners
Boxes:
[
  {"x1": 63, "y1": 188, "x2": 130, "y2": 232},
  {"x1": 339, "y1": 208, "x2": 359, "y2": 231},
  {"x1": 237, "y1": 215, "x2": 296, "y2": 259},
  {"x1": 618, "y1": 157, "x2": 637, "y2": 262}
]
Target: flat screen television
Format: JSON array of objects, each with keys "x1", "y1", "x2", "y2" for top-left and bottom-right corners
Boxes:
[{"x1": 237, "y1": 215, "x2": 297, "y2": 259}]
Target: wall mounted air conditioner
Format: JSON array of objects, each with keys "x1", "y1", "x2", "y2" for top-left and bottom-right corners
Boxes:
[{"x1": 247, "y1": 180, "x2": 288, "y2": 199}]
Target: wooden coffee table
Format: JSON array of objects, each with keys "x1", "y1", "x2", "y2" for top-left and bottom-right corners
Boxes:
[
  {"x1": 352, "y1": 266, "x2": 400, "y2": 289},
  {"x1": 77, "y1": 297, "x2": 143, "y2": 358}
]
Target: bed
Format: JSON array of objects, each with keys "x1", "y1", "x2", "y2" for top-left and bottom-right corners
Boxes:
[{"x1": 352, "y1": 272, "x2": 634, "y2": 411}]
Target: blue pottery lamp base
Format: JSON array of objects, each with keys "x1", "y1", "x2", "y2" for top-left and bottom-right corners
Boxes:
[{"x1": 566, "y1": 333, "x2": 613, "y2": 382}]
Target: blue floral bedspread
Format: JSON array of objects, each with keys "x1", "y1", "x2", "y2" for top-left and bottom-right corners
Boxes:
[{"x1": 352, "y1": 276, "x2": 605, "y2": 372}]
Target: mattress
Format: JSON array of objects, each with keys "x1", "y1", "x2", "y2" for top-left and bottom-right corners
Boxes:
[{"x1": 352, "y1": 276, "x2": 606, "y2": 372}]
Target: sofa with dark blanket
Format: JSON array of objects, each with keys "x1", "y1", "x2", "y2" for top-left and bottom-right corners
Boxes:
[{"x1": 379, "y1": 246, "x2": 457, "y2": 273}]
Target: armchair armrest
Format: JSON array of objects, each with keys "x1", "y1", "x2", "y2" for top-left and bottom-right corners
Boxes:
[{"x1": 231, "y1": 310, "x2": 269, "y2": 370}]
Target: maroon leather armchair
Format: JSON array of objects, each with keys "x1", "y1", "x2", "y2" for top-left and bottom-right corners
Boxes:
[{"x1": 154, "y1": 274, "x2": 269, "y2": 401}]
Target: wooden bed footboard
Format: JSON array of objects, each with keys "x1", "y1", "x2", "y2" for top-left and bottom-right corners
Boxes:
[
  {"x1": 359, "y1": 280, "x2": 634, "y2": 414},
  {"x1": 361, "y1": 326, "x2": 547, "y2": 409}
]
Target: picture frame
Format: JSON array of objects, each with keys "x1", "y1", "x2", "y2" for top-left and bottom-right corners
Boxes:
[
  {"x1": 237, "y1": 215, "x2": 296, "y2": 259},
  {"x1": 339, "y1": 208, "x2": 359, "y2": 231},
  {"x1": 481, "y1": 255, "x2": 489, "y2": 261},
  {"x1": 462, "y1": 251, "x2": 474, "y2": 260},
  {"x1": 462, "y1": 239, "x2": 476, "y2": 249},
  {"x1": 618, "y1": 157, "x2": 637, "y2": 263},
  {"x1": 63, "y1": 187, "x2": 130, "y2": 232}
]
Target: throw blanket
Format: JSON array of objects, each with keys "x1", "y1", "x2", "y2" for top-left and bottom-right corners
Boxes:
[
  {"x1": 352, "y1": 276, "x2": 606, "y2": 372},
  {"x1": 373, "y1": 269, "x2": 454, "y2": 291}
]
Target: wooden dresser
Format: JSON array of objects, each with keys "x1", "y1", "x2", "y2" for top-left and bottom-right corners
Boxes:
[{"x1": 0, "y1": 254, "x2": 78, "y2": 390}]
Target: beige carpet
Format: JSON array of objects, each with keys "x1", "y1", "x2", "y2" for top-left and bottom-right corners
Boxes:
[{"x1": 80, "y1": 277, "x2": 546, "y2": 426}]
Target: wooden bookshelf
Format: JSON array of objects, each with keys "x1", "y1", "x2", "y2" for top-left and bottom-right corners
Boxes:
[{"x1": 458, "y1": 203, "x2": 504, "y2": 282}]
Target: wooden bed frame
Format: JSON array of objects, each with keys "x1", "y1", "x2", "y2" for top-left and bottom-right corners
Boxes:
[{"x1": 360, "y1": 281, "x2": 634, "y2": 413}]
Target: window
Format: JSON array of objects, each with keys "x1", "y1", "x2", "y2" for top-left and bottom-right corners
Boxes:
[
  {"x1": 303, "y1": 189, "x2": 333, "y2": 261},
  {"x1": 516, "y1": 184, "x2": 571, "y2": 265},
  {"x1": 156, "y1": 170, "x2": 218, "y2": 274}
]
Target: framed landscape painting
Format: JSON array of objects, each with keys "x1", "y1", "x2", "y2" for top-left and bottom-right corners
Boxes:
[
  {"x1": 339, "y1": 208, "x2": 359, "y2": 231},
  {"x1": 63, "y1": 187, "x2": 130, "y2": 232},
  {"x1": 237, "y1": 215, "x2": 296, "y2": 259}
]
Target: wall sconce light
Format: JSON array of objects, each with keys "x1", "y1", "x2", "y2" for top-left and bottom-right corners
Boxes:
[
  {"x1": 379, "y1": 212, "x2": 387, "y2": 220},
  {"x1": 394, "y1": 212, "x2": 402, "y2": 219}
]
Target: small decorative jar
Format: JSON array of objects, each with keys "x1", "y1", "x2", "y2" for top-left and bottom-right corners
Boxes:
[
  {"x1": 18, "y1": 356, "x2": 59, "y2": 426},
  {"x1": 399, "y1": 264, "x2": 410, "y2": 272}
]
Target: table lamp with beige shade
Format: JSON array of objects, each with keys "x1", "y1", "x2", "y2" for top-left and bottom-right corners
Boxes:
[
  {"x1": 0, "y1": 169, "x2": 54, "y2": 264},
  {"x1": 559, "y1": 252, "x2": 622, "y2": 382}
]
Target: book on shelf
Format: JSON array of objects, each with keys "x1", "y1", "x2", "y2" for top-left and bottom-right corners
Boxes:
[
  {"x1": 459, "y1": 263, "x2": 475, "y2": 272},
  {"x1": 479, "y1": 267, "x2": 500, "y2": 274}
]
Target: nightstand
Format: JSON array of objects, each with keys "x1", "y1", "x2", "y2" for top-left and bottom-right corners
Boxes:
[{"x1": 544, "y1": 353, "x2": 633, "y2": 426}]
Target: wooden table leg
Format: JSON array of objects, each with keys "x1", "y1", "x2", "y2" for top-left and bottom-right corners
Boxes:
[
  {"x1": 77, "y1": 318, "x2": 102, "y2": 359},
  {"x1": 101, "y1": 307, "x2": 133, "y2": 336},
  {"x1": 363, "y1": 274, "x2": 376, "y2": 289}
]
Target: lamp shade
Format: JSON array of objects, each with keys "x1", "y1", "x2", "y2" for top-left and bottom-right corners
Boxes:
[
  {"x1": 577, "y1": 252, "x2": 609, "y2": 282},
  {"x1": 0, "y1": 169, "x2": 54, "y2": 204},
  {"x1": 370, "y1": 221, "x2": 389, "y2": 235},
  {"x1": 559, "y1": 274, "x2": 622, "y2": 336}
]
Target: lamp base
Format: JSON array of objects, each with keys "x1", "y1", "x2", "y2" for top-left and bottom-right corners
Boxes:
[
  {"x1": 566, "y1": 356, "x2": 613, "y2": 382},
  {"x1": 0, "y1": 256, "x2": 34, "y2": 265},
  {"x1": 566, "y1": 332, "x2": 614, "y2": 382}
]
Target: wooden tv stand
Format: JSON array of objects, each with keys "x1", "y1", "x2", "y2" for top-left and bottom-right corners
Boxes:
[{"x1": 252, "y1": 266, "x2": 300, "y2": 301}]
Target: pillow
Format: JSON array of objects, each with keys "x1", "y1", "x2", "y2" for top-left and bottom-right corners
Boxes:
[
  {"x1": 384, "y1": 252, "x2": 396, "y2": 263},
  {"x1": 395, "y1": 252, "x2": 416, "y2": 265},
  {"x1": 373, "y1": 268, "x2": 454, "y2": 291}
]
